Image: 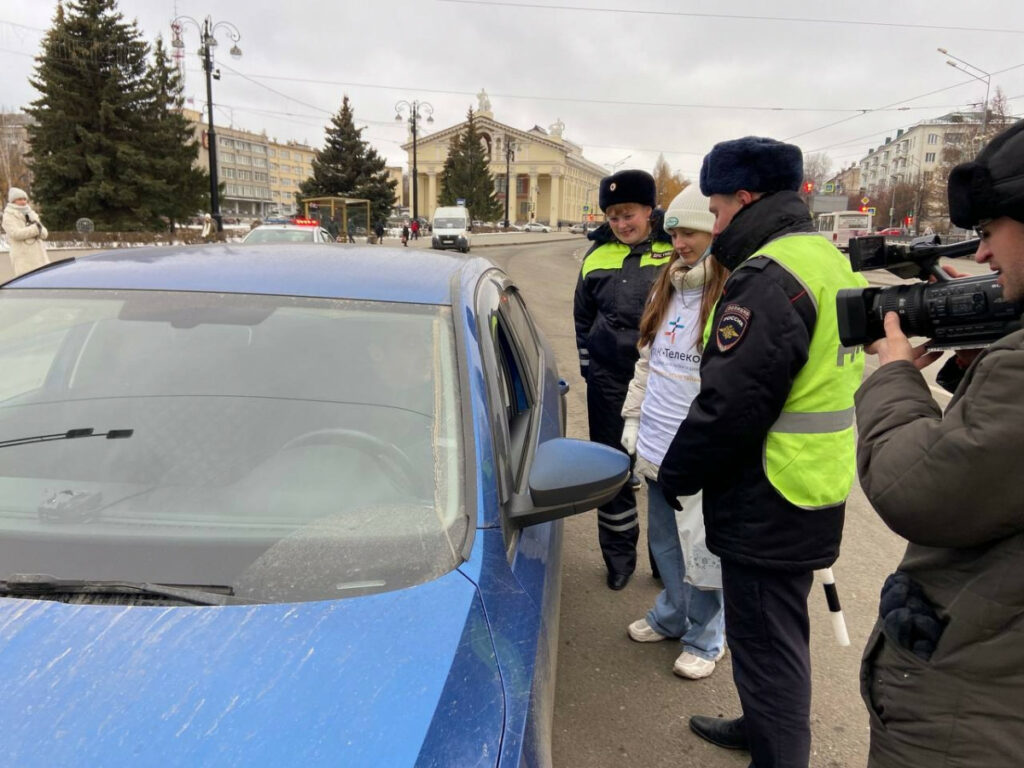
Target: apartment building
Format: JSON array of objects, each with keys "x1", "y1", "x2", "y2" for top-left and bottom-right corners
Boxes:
[
  {"x1": 182, "y1": 109, "x2": 314, "y2": 220},
  {"x1": 857, "y1": 111, "x2": 984, "y2": 195}
]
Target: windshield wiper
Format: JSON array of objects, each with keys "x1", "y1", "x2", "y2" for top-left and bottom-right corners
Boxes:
[
  {"x1": 0, "y1": 573, "x2": 249, "y2": 606},
  {"x1": 0, "y1": 427, "x2": 133, "y2": 449}
]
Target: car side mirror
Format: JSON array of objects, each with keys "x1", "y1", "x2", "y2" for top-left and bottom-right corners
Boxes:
[{"x1": 507, "y1": 438, "x2": 629, "y2": 528}]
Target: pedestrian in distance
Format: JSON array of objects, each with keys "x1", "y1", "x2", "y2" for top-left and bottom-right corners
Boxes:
[
  {"x1": 2, "y1": 187, "x2": 49, "y2": 279},
  {"x1": 573, "y1": 169, "x2": 674, "y2": 591},
  {"x1": 856, "y1": 118, "x2": 1024, "y2": 767},
  {"x1": 347, "y1": 222, "x2": 355, "y2": 244},
  {"x1": 655, "y1": 137, "x2": 868, "y2": 766},
  {"x1": 200, "y1": 213, "x2": 214, "y2": 242},
  {"x1": 401, "y1": 223, "x2": 409, "y2": 246},
  {"x1": 374, "y1": 221, "x2": 385, "y2": 245},
  {"x1": 411, "y1": 218, "x2": 420, "y2": 240},
  {"x1": 620, "y1": 184, "x2": 730, "y2": 679}
]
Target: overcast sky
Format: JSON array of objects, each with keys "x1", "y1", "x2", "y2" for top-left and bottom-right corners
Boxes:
[{"x1": 3, "y1": 0, "x2": 1024, "y2": 182}]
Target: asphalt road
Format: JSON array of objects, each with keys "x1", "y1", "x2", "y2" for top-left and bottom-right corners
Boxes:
[{"x1": 482, "y1": 239, "x2": 969, "y2": 768}]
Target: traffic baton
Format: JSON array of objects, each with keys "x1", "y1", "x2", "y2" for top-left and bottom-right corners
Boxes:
[{"x1": 816, "y1": 568, "x2": 850, "y2": 646}]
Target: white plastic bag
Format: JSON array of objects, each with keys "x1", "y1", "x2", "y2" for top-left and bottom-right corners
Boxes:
[{"x1": 674, "y1": 489, "x2": 722, "y2": 589}]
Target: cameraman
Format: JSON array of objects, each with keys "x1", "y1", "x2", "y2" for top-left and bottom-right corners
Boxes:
[{"x1": 856, "y1": 119, "x2": 1024, "y2": 765}]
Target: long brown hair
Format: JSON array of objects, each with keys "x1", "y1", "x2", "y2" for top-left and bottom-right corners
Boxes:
[{"x1": 638, "y1": 251, "x2": 729, "y2": 352}]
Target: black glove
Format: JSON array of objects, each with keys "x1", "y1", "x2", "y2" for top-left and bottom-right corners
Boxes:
[{"x1": 660, "y1": 484, "x2": 683, "y2": 511}]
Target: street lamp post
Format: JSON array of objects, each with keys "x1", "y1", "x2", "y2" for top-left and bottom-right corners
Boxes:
[
  {"x1": 938, "y1": 48, "x2": 992, "y2": 139},
  {"x1": 395, "y1": 101, "x2": 434, "y2": 223},
  {"x1": 171, "y1": 15, "x2": 242, "y2": 234},
  {"x1": 503, "y1": 135, "x2": 516, "y2": 229},
  {"x1": 605, "y1": 154, "x2": 632, "y2": 173}
]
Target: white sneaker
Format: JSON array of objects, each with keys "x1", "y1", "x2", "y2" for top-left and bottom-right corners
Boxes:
[
  {"x1": 672, "y1": 649, "x2": 723, "y2": 679},
  {"x1": 627, "y1": 618, "x2": 668, "y2": 643}
]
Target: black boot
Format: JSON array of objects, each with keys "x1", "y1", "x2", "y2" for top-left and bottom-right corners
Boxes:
[
  {"x1": 606, "y1": 571, "x2": 631, "y2": 590},
  {"x1": 688, "y1": 715, "x2": 749, "y2": 751}
]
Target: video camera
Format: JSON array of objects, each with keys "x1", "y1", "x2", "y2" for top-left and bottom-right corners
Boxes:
[{"x1": 836, "y1": 234, "x2": 1023, "y2": 349}]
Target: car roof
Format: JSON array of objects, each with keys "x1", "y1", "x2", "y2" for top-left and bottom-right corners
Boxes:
[{"x1": 5, "y1": 245, "x2": 496, "y2": 305}]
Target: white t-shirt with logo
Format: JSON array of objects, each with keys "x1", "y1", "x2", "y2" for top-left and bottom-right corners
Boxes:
[{"x1": 636, "y1": 287, "x2": 703, "y2": 467}]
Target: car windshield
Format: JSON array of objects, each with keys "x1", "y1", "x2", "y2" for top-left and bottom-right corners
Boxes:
[
  {"x1": 838, "y1": 214, "x2": 870, "y2": 230},
  {"x1": 0, "y1": 289, "x2": 466, "y2": 604},
  {"x1": 244, "y1": 228, "x2": 316, "y2": 243},
  {"x1": 434, "y1": 218, "x2": 464, "y2": 228}
]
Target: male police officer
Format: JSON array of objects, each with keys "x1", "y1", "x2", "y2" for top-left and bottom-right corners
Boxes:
[
  {"x1": 856, "y1": 120, "x2": 1024, "y2": 766},
  {"x1": 574, "y1": 169, "x2": 673, "y2": 589},
  {"x1": 656, "y1": 137, "x2": 867, "y2": 766}
]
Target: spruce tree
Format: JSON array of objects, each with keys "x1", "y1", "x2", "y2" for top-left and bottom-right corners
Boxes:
[
  {"x1": 143, "y1": 36, "x2": 209, "y2": 231},
  {"x1": 299, "y1": 95, "x2": 397, "y2": 226},
  {"x1": 27, "y1": 0, "x2": 163, "y2": 230},
  {"x1": 438, "y1": 108, "x2": 502, "y2": 222}
]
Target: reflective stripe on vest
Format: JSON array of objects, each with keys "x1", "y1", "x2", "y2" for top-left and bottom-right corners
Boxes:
[
  {"x1": 735, "y1": 233, "x2": 869, "y2": 510},
  {"x1": 581, "y1": 240, "x2": 673, "y2": 278},
  {"x1": 771, "y1": 407, "x2": 855, "y2": 434}
]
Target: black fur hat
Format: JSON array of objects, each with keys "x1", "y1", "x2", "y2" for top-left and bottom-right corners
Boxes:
[
  {"x1": 699, "y1": 136, "x2": 803, "y2": 196},
  {"x1": 948, "y1": 119, "x2": 1024, "y2": 228},
  {"x1": 599, "y1": 169, "x2": 656, "y2": 212}
]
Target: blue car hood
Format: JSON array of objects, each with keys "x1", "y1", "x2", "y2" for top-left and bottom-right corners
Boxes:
[{"x1": 0, "y1": 571, "x2": 503, "y2": 767}]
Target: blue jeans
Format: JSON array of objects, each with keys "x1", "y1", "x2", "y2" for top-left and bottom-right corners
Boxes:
[{"x1": 645, "y1": 480, "x2": 726, "y2": 661}]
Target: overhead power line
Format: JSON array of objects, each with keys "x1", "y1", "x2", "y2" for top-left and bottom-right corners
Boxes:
[
  {"x1": 438, "y1": 0, "x2": 1024, "y2": 35},
  {"x1": 211, "y1": 69, "x2": 962, "y2": 115},
  {"x1": 784, "y1": 61, "x2": 1024, "y2": 142}
]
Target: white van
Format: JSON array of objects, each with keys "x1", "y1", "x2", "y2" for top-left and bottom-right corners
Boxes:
[
  {"x1": 431, "y1": 206, "x2": 472, "y2": 253},
  {"x1": 815, "y1": 210, "x2": 872, "y2": 252}
]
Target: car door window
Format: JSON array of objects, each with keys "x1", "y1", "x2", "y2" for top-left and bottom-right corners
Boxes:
[{"x1": 476, "y1": 279, "x2": 539, "y2": 510}]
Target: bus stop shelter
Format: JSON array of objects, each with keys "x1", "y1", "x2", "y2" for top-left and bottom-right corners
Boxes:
[{"x1": 300, "y1": 197, "x2": 372, "y2": 240}]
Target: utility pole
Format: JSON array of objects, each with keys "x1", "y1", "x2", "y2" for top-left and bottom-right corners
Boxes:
[
  {"x1": 504, "y1": 136, "x2": 516, "y2": 229},
  {"x1": 172, "y1": 15, "x2": 242, "y2": 234},
  {"x1": 395, "y1": 101, "x2": 434, "y2": 222}
]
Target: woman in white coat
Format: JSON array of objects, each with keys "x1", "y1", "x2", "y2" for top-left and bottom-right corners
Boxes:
[
  {"x1": 620, "y1": 184, "x2": 729, "y2": 679},
  {"x1": 2, "y1": 188, "x2": 49, "y2": 278}
]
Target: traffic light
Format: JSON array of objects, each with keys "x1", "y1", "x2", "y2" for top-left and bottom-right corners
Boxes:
[
  {"x1": 905, "y1": 216, "x2": 914, "y2": 226},
  {"x1": 859, "y1": 206, "x2": 868, "y2": 213},
  {"x1": 803, "y1": 181, "x2": 814, "y2": 194}
]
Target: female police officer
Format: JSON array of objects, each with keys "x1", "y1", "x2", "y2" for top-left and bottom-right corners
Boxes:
[{"x1": 574, "y1": 169, "x2": 673, "y2": 589}]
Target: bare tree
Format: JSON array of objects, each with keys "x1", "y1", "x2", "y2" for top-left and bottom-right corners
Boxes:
[
  {"x1": 652, "y1": 154, "x2": 689, "y2": 210},
  {"x1": 0, "y1": 112, "x2": 33, "y2": 195},
  {"x1": 802, "y1": 151, "x2": 833, "y2": 193},
  {"x1": 924, "y1": 87, "x2": 1014, "y2": 230}
]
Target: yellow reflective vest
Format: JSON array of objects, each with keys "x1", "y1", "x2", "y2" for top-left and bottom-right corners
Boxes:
[{"x1": 705, "y1": 233, "x2": 869, "y2": 509}]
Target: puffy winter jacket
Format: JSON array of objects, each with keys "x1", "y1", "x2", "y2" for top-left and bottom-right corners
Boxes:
[{"x1": 856, "y1": 328, "x2": 1024, "y2": 766}]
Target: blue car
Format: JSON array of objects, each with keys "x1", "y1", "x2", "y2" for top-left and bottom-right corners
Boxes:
[{"x1": 0, "y1": 245, "x2": 627, "y2": 767}]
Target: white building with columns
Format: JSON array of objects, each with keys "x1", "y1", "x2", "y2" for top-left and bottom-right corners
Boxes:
[{"x1": 400, "y1": 90, "x2": 607, "y2": 226}]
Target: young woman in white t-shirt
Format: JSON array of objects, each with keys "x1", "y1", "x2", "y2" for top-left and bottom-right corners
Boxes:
[{"x1": 619, "y1": 184, "x2": 729, "y2": 679}]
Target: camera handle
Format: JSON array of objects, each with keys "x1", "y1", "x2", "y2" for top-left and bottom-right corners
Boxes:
[{"x1": 909, "y1": 237, "x2": 981, "y2": 283}]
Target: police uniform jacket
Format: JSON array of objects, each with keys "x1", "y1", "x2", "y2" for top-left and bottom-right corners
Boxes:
[
  {"x1": 855, "y1": 328, "x2": 1024, "y2": 765},
  {"x1": 573, "y1": 211, "x2": 672, "y2": 389},
  {"x1": 657, "y1": 192, "x2": 847, "y2": 571}
]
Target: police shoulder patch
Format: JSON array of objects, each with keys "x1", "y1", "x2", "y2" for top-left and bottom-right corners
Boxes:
[{"x1": 716, "y1": 303, "x2": 752, "y2": 352}]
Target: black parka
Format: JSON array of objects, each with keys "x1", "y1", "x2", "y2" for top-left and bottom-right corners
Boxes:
[
  {"x1": 573, "y1": 211, "x2": 673, "y2": 389},
  {"x1": 657, "y1": 192, "x2": 846, "y2": 570}
]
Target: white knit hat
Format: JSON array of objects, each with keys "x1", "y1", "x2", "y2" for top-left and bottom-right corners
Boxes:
[
  {"x1": 7, "y1": 187, "x2": 27, "y2": 204},
  {"x1": 663, "y1": 184, "x2": 714, "y2": 234}
]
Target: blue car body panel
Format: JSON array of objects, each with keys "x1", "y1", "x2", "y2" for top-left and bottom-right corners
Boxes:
[
  {"x1": 0, "y1": 246, "x2": 571, "y2": 766},
  {"x1": 0, "y1": 572, "x2": 503, "y2": 767},
  {"x1": 7, "y1": 245, "x2": 465, "y2": 306}
]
